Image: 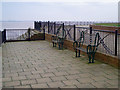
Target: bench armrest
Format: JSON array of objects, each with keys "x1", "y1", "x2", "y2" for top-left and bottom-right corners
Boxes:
[
  {"x1": 87, "y1": 44, "x2": 97, "y2": 54},
  {"x1": 57, "y1": 37, "x2": 64, "y2": 42},
  {"x1": 51, "y1": 36, "x2": 58, "y2": 41}
]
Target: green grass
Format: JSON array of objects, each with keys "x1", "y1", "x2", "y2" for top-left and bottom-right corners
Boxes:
[{"x1": 95, "y1": 23, "x2": 120, "y2": 27}]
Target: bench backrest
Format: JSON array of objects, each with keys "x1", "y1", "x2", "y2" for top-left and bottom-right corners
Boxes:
[
  {"x1": 94, "y1": 33, "x2": 100, "y2": 47},
  {"x1": 79, "y1": 31, "x2": 84, "y2": 47},
  {"x1": 56, "y1": 25, "x2": 62, "y2": 36},
  {"x1": 93, "y1": 33, "x2": 100, "y2": 52}
]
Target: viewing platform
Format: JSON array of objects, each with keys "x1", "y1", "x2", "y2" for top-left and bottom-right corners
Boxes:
[
  {"x1": 1, "y1": 21, "x2": 119, "y2": 89},
  {"x1": 2, "y1": 41, "x2": 118, "y2": 88}
]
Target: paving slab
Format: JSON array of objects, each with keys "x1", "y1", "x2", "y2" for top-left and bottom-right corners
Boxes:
[{"x1": 2, "y1": 41, "x2": 118, "y2": 88}]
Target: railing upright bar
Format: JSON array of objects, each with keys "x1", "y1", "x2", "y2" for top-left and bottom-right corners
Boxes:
[
  {"x1": 39, "y1": 21, "x2": 41, "y2": 31},
  {"x1": 43, "y1": 26, "x2": 45, "y2": 40},
  {"x1": 54, "y1": 22, "x2": 56, "y2": 35},
  {"x1": 34, "y1": 21, "x2": 36, "y2": 29},
  {"x1": 62, "y1": 23, "x2": 64, "y2": 38},
  {"x1": 3, "y1": 29, "x2": 6, "y2": 42},
  {"x1": 28, "y1": 28, "x2": 31, "y2": 41},
  {"x1": 48, "y1": 21, "x2": 50, "y2": 33},
  {"x1": 90, "y1": 27, "x2": 92, "y2": 44},
  {"x1": 115, "y1": 29, "x2": 118, "y2": 56},
  {"x1": 74, "y1": 25, "x2": 76, "y2": 41}
]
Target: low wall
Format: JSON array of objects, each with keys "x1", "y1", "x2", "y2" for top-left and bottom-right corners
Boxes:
[
  {"x1": 91, "y1": 25, "x2": 120, "y2": 33},
  {"x1": 31, "y1": 33, "x2": 45, "y2": 40},
  {"x1": 45, "y1": 33, "x2": 119, "y2": 68}
]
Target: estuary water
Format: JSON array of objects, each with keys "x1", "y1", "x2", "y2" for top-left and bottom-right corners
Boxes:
[{"x1": 0, "y1": 21, "x2": 34, "y2": 31}]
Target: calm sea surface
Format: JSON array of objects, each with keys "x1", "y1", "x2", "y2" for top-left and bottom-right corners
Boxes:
[{"x1": 1, "y1": 21, "x2": 34, "y2": 30}]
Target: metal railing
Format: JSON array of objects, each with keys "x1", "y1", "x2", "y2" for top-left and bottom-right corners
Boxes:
[
  {"x1": 1, "y1": 28, "x2": 45, "y2": 42},
  {"x1": 2, "y1": 21, "x2": 118, "y2": 56},
  {"x1": 35, "y1": 21, "x2": 119, "y2": 56},
  {"x1": 5, "y1": 29, "x2": 28, "y2": 41}
]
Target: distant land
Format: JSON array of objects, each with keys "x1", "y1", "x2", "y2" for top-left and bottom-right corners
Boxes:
[
  {"x1": 0, "y1": 20, "x2": 118, "y2": 23},
  {"x1": 0, "y1": 20, "x2": 34, "y2": 22}
]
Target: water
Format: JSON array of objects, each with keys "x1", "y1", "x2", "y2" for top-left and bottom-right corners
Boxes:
[{"x1": 1, "y1": 21, "x2": 34, "y2": 31}]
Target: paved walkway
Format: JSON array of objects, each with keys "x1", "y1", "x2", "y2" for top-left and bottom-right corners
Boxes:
[{"x1": 2, "y1": 41, "x2": 118, "y2": 88}]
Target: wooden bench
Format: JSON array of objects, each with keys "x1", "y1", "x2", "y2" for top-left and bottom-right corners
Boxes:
[
  {"x1": 51, "y1": 30, "x2": 66, "y2": 50},
  {"x1": 73, "y1": 31, "x2": 100, "y2": 63}
]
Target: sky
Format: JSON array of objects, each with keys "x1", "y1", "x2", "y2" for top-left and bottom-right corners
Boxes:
[{"x1": 0, "y1": 0, "x2": 119, "y2": 22}]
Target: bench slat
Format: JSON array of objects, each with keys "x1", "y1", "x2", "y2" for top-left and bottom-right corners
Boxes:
[
  {"x1": 76, "y1": 47, "x2": 87, "y2": 52},
  {"x1": 52, "y1": 40, "x2": 64, "y2": 43}
]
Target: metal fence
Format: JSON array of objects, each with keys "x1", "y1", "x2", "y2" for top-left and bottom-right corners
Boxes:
[
  {"x1": 36, "y1": 21, "x2": 119, "y2": 56},
  {"x1": 6, "y1": 29, "x2": 28, "y2": 41},
  {"x1": 3, "y1": 21, "x2": 118, "y2": 56},
  {"x1": 2, "y1": 28, "x2": 45, "y2": 42}
]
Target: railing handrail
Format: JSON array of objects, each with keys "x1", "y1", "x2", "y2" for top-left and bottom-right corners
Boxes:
[{"x1": 5, "y1": 29, "x2": 29, "y2": 31}]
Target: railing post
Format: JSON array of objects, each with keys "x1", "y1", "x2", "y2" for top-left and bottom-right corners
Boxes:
[
  {"x1": 90, "y1": 27, "x2": 92, "y2": 44},
  {"x1": 54, "y1": 22, "x2": 56, "y2": 35},
  {"x1": 39, "y1": 21, "x2": 41, "y2": 31},
  {"x1": 3, "y1": 29, "x2": 6, "y2": 43},
  {"x1": 62, "y1": 23, "x2": 64, "y2": 37},
  {"x1": 34, "y1": 21, "x2": 36, "y2": 29},
  {"x1": 74, "y1": 25, "x2": 76, "y2": 41},
  {"x1": 2, "y1": 31, "x2": 4, "y2": 43},
  {"x1": 28, "y1": 28, "x2": 31, "y2": 41},
  {"x1": 36, "y1": 21, "x2": 38, "y2": 30},
  {"x1": 48, "y1": 21, "x2": 50, "y2": 33},
  {"x1": 43, "y1": 26, "x2": 45, "y2": 40},
  {"x1": 115, "y1": 29, "x2": 118, "y2": 56}
]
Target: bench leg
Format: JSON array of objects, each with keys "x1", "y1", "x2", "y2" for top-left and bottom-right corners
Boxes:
[
  {"x1": 61, "y1": 43, "x2": 63, "y2": 49},
  {"x1": 58, "y1": 43, "x2": 61, "y2": 50},
  {"x1": 78, "y1": 50, "x2": 80, "y2": 57},
  {"x1": 54, "y1": 43, "x2": 56, "y2": 47},
  {"x1": 76, "y1": 49, "x2": 77, "y2": 57},
  {"x1": 88, "y1": 53, "x2": 91, "y2": 63},
  {"x1": 92, "y1": 53, "x2": 95, "y2": 63},
  {"x1": 89, "y1": 55, "x2": 91, "y2": 63},
  {"x1": 53, "y1": 42, "x2": 54, "y2": 47}
]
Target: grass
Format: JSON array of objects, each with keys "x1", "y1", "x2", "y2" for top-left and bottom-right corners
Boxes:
[{"x1": 95, "y1": 23, "x2": 120, "y2": 27}]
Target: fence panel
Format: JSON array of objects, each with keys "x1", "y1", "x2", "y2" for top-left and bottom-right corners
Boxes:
[
  {"x1": 35, "y1": 21, "x2": 119, "y2": 56},
  {"x1": 64, "y1": 25, "x2": 74, "y2": 41},
  {"x1": 6, "y1": 29, "x2": 28, "y2": 41},
  {"x1": 40, "y1": 22, "x2": 48, "y2": 33},
  {"x1": 76, "y1": 27, "x2": 90, "y2": 45},
  {"x1": 49, "y1": 22, "x2": 54, "y2": 34},
  {"x1": 92, "y1": 29, "x2": 116, "y2": 56},
  {"x1": 55, "y1": 24, "x2": 63, "y2": 36}
]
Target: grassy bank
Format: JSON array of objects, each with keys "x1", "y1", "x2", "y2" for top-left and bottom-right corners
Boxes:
[{"x1": 95, "y1": 23, "x2": 120, "y2": 27}]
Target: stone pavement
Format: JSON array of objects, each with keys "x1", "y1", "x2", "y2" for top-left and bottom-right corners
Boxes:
[{"x1": 2, "y1": 41, "x2": 118, "y2": 88}]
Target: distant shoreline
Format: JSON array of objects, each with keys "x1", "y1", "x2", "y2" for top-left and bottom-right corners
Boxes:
[{"x1": 0, "y1": 21, "x2": 34, "y2": 22}]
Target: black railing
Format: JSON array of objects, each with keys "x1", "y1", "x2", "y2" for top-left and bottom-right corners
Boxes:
[
  {"x1": 1, "y1": 21, "x2": 118, "y2": 56},
  {"x1": 34, "y1": 21, "x2": 119, "y2": 56},
  {"x1": 2, "y1": 29, "x2": 6, "y2": 43},
  {"x1": 5, "y1": 29, "x2": 28, "y2": 41}
]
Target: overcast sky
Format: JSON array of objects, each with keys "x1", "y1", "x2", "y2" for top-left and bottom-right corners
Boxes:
[{"x1": 1, "y1": 0, "x2": 119, "y2": 22}]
